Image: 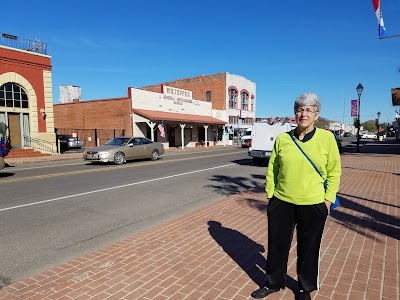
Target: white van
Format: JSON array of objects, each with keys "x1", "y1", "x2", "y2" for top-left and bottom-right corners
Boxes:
[
  {"x1": 240, "y1": 127, "x2": 252, "y2": 148},
  {"x1": 248, "y1": 122, "x2": 295, "y2": 165}
]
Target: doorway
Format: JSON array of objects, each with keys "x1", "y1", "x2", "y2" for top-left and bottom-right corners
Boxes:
[
  {"x1": 8, "y1": 113, "x2": 21, "y2": 148},
  {"x1": 168, "y1": 126, "x2": 175, "y2": 147},
  {"x1": 198, "y1": 126, "x2": 205, "y2": 143}
]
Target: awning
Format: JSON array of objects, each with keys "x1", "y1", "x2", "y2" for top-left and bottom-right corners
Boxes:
[{"x1": 132, "y1": 109, "x2": 226, "y2": 125}]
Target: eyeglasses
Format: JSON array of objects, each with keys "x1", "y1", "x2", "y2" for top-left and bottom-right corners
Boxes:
[{"x1": 295, "y1": 108, "x2": 316, "y2": 115}]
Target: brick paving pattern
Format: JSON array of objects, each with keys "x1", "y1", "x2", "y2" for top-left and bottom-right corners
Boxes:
[{"x1": 0, "y1": 142, "x2": 399, "y2": 299}]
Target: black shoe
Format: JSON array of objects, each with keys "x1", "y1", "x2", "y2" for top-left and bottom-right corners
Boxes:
[
  {"x1": 251, "y1": 287, "x2": 279, "y2": 298},
  {"x1": 297, "y1": 290, "x2": 311, "y2": 300}
]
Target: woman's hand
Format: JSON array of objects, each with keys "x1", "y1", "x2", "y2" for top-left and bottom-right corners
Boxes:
[{"x1": 325, "y1": 200, "x2": 332, "y2": 215}]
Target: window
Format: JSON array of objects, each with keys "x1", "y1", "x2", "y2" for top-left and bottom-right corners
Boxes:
[
  {"x1": 241, "y1": 91, "x2": 249, "y2": 110},
  {"x1": 229, "y1": 115, "x2": 239, "y2": 124},
  {"x1": 206, "y1": 91, "x2": 211, "y2": 102},
  {"x1": 132, "y1": 138, "x2": 143, "y2": 145},
  {"x1": 251, "y1": 95, "x2": 255, "y2": 111},
  {"x1": 141, "y1": 138, "x2": 153, "y2": 144},
  {"x1": 0, "y1": 82, "x2": 29, "y2": 108},
  {"x1": 228, "y1": 88, "x2": 238, "y2": 108}
]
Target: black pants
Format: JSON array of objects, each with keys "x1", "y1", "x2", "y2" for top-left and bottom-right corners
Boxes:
[{"x1": 265, "y1": 197, "x2": 328, "y2": 292}]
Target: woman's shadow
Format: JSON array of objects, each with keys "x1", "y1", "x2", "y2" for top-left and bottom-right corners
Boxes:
[
  {"x1": 208, "y1": 220, "x2": 267, "y2": 286},
  {"x1": 207, "y1": 220, "x2": 298, "y2": 293}
]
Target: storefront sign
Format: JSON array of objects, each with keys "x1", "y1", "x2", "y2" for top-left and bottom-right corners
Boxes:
[
  {"x1": 163, "y1": 85, "x2": 192, "y2": 100},
  {"x1": 162, "y1": 85, "x2": 200, "y2": 106}
]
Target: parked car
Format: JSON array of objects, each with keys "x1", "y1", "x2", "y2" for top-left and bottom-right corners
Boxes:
[
  {"x1": 0, "y1": 137, "x2": 7, "y2": 170},
  {"x1": 0, "y1": 138, "x2": 6, "y2": 170},
  {"x1": 361, "y1": 132, "x2": 377, "y2": 139},
  {"x1": 57, "y1": 134, "x2": 84, "y2": 152},
  {"x1": 334, "y1": 134, "x2": 343, "y2": 153},
  {"x1": 83, "y1": 137, "x2": 164, "y2": 165},
  {"x1": 343, "y1": 132, "x2": 352, "y2": 137},
  {"x1": 0, "y1": 138, "x2": 8, "y2": 157},
  {"x1": 240, "y1": 128, "x2": 252, "y2": 148},
  {"x1": 0, "y1": 155, "x2": 4, "y2": 171}
]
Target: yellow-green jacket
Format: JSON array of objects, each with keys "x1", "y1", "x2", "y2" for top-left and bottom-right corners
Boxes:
[{"x1": 266, "y1": 128, "x2": 341, "y2": 204}]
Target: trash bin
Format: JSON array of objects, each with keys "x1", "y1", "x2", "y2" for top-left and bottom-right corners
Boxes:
[{"x1": 378, "y1": 135, "x2": 383, "y2": 141}]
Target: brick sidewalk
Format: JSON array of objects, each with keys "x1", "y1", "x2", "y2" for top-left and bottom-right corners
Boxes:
[{"x1": 0, "y1": 141, "x2": 399, "y2": 300}]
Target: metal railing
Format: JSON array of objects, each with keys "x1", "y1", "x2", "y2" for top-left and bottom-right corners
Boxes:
[
  {"x1": 1, "y1": 33, "x2": 47, "y2": 55},
  {"x1": 23, "y1": 136, "x2": 56, "y2": 155}
]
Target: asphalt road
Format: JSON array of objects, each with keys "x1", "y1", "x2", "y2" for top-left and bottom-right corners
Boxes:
[{"x1": 0, "y1": 148, "x2": 267, "y2": 285}]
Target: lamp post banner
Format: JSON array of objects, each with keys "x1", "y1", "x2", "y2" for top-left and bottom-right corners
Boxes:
[{"x1": 351, "y1": 99, "x2": 358, "y2": 117}]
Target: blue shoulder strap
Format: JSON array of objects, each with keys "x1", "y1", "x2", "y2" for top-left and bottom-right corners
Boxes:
[{"x1": 290, "y1": 132, "x2": 327, "y2": 189}]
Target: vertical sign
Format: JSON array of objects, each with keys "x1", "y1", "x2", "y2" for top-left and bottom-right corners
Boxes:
[{"x1": 351, "y1": 99, "x2": 358, "y2": 117}]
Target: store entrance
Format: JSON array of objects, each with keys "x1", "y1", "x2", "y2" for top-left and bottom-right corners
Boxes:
[
  {"x1": 198, "y1": 127, "x2": 205, "y2": 144},
  {"x1": 8, "y1": 113, "x2": 21, "y2": 148},
  {"x1": 168, "y1": 127, "x2": 175, "y2": 147}
]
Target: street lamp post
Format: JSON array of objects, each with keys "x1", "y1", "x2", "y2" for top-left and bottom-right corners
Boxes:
[
  {"x1": 377, "y1": 111, "x2": 381, "y2": 132},
  {"x1": 356, "y1": 83, "x2": 364, "y2": 153}
]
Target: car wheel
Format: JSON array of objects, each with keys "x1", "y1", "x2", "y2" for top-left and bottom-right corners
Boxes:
[
  {"x1": 150, "y1": 150, "x2": 159, "y2": 161},
  {"x1": 113, "y1": 152, "x2": 126, "y2": 165}
]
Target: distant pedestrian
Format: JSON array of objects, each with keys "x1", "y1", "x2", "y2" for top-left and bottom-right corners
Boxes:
[{"x1": 251, "y1": 92, "x2": 341, "y2": 300}]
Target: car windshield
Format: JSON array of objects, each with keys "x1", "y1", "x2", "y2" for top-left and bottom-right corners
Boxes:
[{"x1": 105, "y1": 138, "x2": 131, "y2": 146}]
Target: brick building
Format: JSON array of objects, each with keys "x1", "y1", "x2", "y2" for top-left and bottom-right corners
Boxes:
[
  {"x1": 142, "y1": 72, "x2": 256, "y2": 136},
  {"x1": 55, "y1": 72, "x2": 256, "y2": 149},
  {"x1": 0, "y1": 33, "x2": 56, "y2": 152}
]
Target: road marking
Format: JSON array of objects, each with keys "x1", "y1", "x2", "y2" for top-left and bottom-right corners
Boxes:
[
  {"x1": 9, "y1": 148, "x2": 239, "y2": 171},
  {"x1": 0, "y1": 151, "x2": 240, "y2": 184},
  {"x1": 11, "y1": 162, "x2": 85, "y2": 171},
  {"x1": 0, "y1": 164, "x2": 235, "y2": 213}
]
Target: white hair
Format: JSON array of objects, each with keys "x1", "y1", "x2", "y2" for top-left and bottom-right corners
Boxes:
[{"x1": 294, "y1": 92, "x2": 321, "y2": 113}]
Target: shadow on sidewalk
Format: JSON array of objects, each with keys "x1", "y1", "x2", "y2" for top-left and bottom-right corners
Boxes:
[
  {"x1": 331, "y1": 195, "x2": 400, "y2": 241},
  {"x1": 206, "y1": 174, "x2": 265, "y2": 196},
  {"x1": 207, "y1": 221, "x2": 298, "y2": 294},
  {"x1": 208, "y1": 221, "x2": 266, "y2": 285}
]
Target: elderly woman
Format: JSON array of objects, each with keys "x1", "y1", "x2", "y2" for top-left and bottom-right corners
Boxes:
[{"x1": 251, "y1": 92, "x2": 341, "y2": 300}]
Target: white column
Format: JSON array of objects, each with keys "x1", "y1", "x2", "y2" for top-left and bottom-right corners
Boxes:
[
  {"x1": 180, "y1": 123, "x2": 186, "y2": 149},
  {"x1": 204, "y1": 125, "x2": 209, "y2": 148},
  {"x1": 146, "y1": 121, "x2": 156, "y2": 141},
  {"x1": 222, "y1": 125, "x2": 227, "y2": 146}
]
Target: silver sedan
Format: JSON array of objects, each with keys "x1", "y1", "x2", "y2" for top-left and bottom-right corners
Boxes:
[{"x1": 83, "y1": 137, "x2": 164, "y2": 165}]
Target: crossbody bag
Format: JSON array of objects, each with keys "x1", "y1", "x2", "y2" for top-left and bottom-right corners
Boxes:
[{"x1": 290, "y1": 134, "x2": 340, "y2": 210}]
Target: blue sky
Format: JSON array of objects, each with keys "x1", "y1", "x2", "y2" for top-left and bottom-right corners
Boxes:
[{"x1": 3, "y1": 0, "x2": 400, "y2": 125}]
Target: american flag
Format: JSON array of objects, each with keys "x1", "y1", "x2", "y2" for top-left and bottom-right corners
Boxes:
[{"x1": 158, "y1": 122, "x2": 165, "y2": 138}]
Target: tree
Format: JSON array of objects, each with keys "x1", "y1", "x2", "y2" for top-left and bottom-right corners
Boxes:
[
  {"x1": 361, "y1": 120, "x2": 377, "y2": 132},
  {"x1": 315, "y1": 117, "x2": 331, "y2": 129}
]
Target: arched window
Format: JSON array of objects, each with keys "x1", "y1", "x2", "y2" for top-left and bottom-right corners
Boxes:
[
  {"x1": 0, "y1": 82, "x2": 29, "y2": 108},
  {"x1": 241, "y1": 91, "x2": 249, "y2": 110},
  {"x1": 228, "y1": 88, "x2": 238, "y2": 108}
]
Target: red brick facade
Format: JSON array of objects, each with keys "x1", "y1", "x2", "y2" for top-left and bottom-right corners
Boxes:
[
  {"x1": 54, "y1": 97, "x2": 132, "y2": 135},
  {"x1": 142, "y1": 73, "x2": 227, "y2": 110},
  {"x1": 0, "y1": 47, "x2": 51, "y2": 132}
]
